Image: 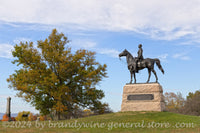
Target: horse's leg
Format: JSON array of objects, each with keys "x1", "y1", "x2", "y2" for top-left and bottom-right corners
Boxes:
[
  {"x1": 133, "y1": 72, "x2": 136, "y2": 83},
  {"x1": 152, "y1": 69, "x2": 158, "y2": 82},
  {"x1": 147, "y1": 68, "x2": 151, "y2": 83},
  {"x1": 130, "y1": 71, "x2": 133, "y2": 84}
]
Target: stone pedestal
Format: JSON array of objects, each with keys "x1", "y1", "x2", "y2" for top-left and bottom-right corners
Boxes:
[{"x1": 121, "y1": 83, "x2": 165, "y2": 112}]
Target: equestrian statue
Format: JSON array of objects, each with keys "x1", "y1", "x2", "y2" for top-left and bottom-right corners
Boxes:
[{"x1": 119, "y1": 44, "x2": 164, "y2": 84}]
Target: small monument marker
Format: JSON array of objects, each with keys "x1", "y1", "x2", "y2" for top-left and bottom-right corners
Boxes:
[{"x1": 6, "y1": 96, "x2": 11, "y2": 121}]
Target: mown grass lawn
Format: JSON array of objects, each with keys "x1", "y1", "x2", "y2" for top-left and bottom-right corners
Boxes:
[{"x1": 0, "y1": 111, "x2": 200, "y2": 133}]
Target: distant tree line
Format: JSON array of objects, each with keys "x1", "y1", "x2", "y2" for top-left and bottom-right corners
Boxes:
[{"x1": 164, "y1": 90, "x2": 200, "y2": 116}]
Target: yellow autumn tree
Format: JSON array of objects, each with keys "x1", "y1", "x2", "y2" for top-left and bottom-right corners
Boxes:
[
  {"x1": 7, "y1": 29, "x2": 107, "y2": 120},
  {"x1": 15, "y1": 111, "x2": 30, "y2": 121},
  {"x1": 164, "y1": 92, "x2": 185, "y2": 112}
]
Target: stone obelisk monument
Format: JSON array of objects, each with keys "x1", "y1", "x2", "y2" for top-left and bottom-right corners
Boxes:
[{"x1": 6, "y1": 96, "x2": 11, "y2": 121}]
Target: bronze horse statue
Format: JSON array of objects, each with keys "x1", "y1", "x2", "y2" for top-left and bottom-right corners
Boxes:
[{"x1": 119, "y1": 49, "x2": 164, "y2": 83}]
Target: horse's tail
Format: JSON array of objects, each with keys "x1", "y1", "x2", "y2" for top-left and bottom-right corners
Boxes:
[{"x1": 155, "y1": 59, "x2": 164, "y2": 74}]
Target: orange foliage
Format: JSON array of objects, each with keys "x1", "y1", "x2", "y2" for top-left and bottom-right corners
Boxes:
[
  {"x1": 2, "y1": 114, "x2": 9, "y2": 121},
  {"x1": 32, "y1": 115, "x2": 37, "y2": 121},
  {"x1": 39, "y1": 115, "x2": 47, "y2": 121},
  {"x1": 28, "y1": 113, "x2": 34, "y2": 121},
  {"x1": 11, "y1": 117, "x2": 16, "y2": 121},
  {"x1": 28, "y1": 113, "x2": 37, "y2": 121}
]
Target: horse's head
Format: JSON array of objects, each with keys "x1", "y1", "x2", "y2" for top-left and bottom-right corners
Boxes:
[{"x1": 119, "y1": 49, "x2": 128, "y2": 57}]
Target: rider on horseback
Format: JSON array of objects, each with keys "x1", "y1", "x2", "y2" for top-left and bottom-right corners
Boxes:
[
  {"x1": 119, "y1": 47, "x2": 164, "y2": 83},
  {"x1": 135, "y1": 44, "x2": 144, "y2": 73}
]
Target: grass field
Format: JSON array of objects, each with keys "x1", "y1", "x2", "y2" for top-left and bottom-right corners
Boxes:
[{"x1": 0, "y1": 111, "x2": 200, "y2": 133}]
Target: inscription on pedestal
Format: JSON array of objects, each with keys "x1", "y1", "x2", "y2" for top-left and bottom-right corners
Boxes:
[
  {"x1": 127, "y1": 94, "x2": 154, "y2": 100},
  {"x1": 121, "y1": 83, "x2": 165, "y2": 111}
]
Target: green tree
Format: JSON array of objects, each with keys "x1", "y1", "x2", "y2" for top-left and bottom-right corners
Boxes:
[
  {"x1": 187, "y1": 90, "x2": 200, "y2": 100},
  {"x1": 7, "y1": 29, "x2": 107, "y2": 120},
  {"x1": 183, "y1": 90, "x2": 200, "y2": 116}
]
